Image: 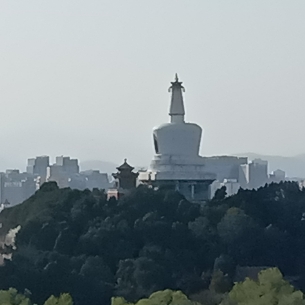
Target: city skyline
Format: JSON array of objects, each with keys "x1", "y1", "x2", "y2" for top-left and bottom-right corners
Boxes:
[
  {"x1": 1, "y1": 1, "x2": 305, "y2": 170},
  {"x1": 0, "y1": 2, "x2": 304, "y2": 301}
]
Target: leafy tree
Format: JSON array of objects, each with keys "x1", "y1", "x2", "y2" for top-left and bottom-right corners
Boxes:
[
  {"x1": 213, "y1": 186, "x2": 227, "y2": 201},
  {"x1": 188, "y1": 217, "x2": 212, "y2": 240},
  {"x1": 0, "y1": 288, "x2": 32, "y2": 305},
  {"x1": 80, "y1": 256, "x2": 113, "y2": 283},
  {"x1": 112, "y1": 289, "x2": 199, "y2": 305},
  {"x1": 0, "y1": 289, "x2": 73, "y2": 305},
  {"x1": 189, "y1": 289, "x2": 225, "y2": 305},
  {"x1": 217, "y1": 207, "x2": 263, "y2": 265},
  {"x1": 213, "y1": 254, "x2": 235, "y2": 278},
  {"x1": 44, "y1": 294, "x2": 73, "y2": 305},
  {"x1": 115, "y1": 257, "x2": 170, "y2": 301},
  {"x1": 1, "y1": 181, "x2": 305, "y2": 305},
  {"x1": 226, "y1": 268, "x2": 305, "y2": 305},
  {"x1": 209, "y1": 270, "x2": 232, "y2": 294}
]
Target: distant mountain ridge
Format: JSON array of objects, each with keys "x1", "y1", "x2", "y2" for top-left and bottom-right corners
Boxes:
[{"x1": 235, "y1": 153, "x2": 305, "y2": 178}]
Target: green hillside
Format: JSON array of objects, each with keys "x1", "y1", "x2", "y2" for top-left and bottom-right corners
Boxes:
[{"x1": 0, "y1": 181, "x2": 305, "y2": 305}]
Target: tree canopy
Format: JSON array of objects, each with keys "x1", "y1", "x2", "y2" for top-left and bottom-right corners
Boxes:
[
  {"x1": 0, "y1": 181, "x2": 305, "y2": 305},
  {"x1": 111, "y1": 289, "x2": 199, "y2": 305},
  {"x1": 0, "y1": 289, "x2": 72, "y2": 305},
  {"x1": 226, "y1": 268, "x2": 305, "y2": 305}
]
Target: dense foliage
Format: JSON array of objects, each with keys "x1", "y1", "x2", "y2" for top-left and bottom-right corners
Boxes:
[
  {"x1": 2, "y1": 268, "x2": 303, "y2": 305},
  {"x1": 0, "y1": 288, "x2": 72, "y2": 305},
  {"x1": 111, "y1": 268, "x2": 305, "y2": 305},
  {"x1": 226, "y1": 268, "x2": 305, "y2": 305},
  {"x1": 0, "y1": 181, "x2": 305, "y2": 305},
  {"x1": 112, "y1": 289, "x2": 199, "y2": 305}
]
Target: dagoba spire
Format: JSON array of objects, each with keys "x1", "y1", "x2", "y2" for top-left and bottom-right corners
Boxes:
[{"x1": 168, "y1": 73, "x2": 185, "y2": 123}]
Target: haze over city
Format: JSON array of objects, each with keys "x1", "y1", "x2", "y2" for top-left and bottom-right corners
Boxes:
[
  {"x1": 1, "y1": 1, "x2": 305, "y2": 171},
  {"x1": 2, "y1": 3, "x2": 305, "y2": 305}
]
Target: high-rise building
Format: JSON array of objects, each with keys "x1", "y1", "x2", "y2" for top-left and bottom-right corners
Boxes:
[
  {"x1": 47, "y1": 164, "x2": 69, "y2": 188},
  {"x1": 269, "y1": 169, "x2": 286, "y2": 183},
  {"x1": 46, "y1": 156, "x2": 79, "y2": 188},
  {"x1": 0, "y1": 170, "x2": 37, "y2": 206},
  {"x1": 27, "y1": 156, "x2": 50, "y2": 183},
  {"x1": 81, "y1": 170, "x2": 110, "y2": 190},
  {"x1": 239, "y1": 164, "x2": 249, "y2": 188},
  {"x1": 203, "y1": 156, "x2": 248, "y2": 182},
  {"x1": 248, "y1": 159, "x2": 268, "y2": 189},
  {"x1": 55, "y1": 156, "x2": 79, "y2": 174}
]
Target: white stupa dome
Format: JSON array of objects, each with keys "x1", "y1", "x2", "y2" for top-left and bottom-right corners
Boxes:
[
  {"x1": 138, "y1": 74, "x2": 215, "y2": 202},
  {"x1": 153, "y1": 122, "x2": 202, "y2": 157},
  {"x1": 149, "y1": 74, "x2": 205, "y2": 170}
]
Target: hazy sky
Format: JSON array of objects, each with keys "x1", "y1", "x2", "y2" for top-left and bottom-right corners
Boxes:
[{"x1": 1, "y1": 1, "x2": 305, "y2": 170}]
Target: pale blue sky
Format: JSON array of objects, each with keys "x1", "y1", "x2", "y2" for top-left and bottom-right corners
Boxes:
[{"x1": 1, "y1": 1, "x2": 305, "y2": 170}]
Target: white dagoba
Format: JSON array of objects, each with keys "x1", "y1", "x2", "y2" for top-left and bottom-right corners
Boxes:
[{"x1": 138, "y1": 75, "x2": 215, "y2": 201}]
